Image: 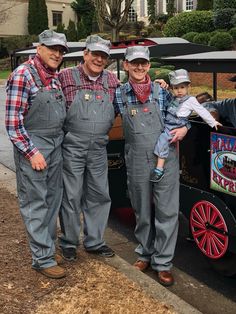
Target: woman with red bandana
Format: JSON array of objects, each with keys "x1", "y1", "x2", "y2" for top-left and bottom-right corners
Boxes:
[
  {"x1": 114, "y1": 46, "x2": 188, "y2": 286},
  {"x1": 5, "y1": 30, "x2": 68, "y2": 279}
]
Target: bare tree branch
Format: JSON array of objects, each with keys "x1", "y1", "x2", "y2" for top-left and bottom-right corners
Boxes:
[
  {"x1": 92, "y1": 0, "x2": 134, "y2": 40},
  {"x1": 0, "y1": 1, "x2": 20, "y2": 24}
]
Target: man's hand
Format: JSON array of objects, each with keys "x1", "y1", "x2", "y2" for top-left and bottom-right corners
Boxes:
[
  {"x1": 210, "y1": 110, "x2": 219, "y2": 121},
  {"x1": 154, "y1": 79, "x2": 169, "y2": 90},
  {"x1": 169, "y1": 126, "x2": 188, "y2": 143},
  {"x1": 30, "y1": 152, "x2": 47, "y2": 171}
]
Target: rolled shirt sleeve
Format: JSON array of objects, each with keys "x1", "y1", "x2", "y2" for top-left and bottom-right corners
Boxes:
[{"x1": 5, "y1": 65, "x2": 39, "y2": 159}]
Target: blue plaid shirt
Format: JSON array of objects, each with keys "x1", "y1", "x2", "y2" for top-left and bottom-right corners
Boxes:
[{"x1": 113, "y1": 81, "x2": 173, "y2": 119}]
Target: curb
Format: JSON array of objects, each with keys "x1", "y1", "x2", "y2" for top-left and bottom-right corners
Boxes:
[
  {"x1": 0, "y1": 162, "x2": 202, "y2": 314},
  {"x1": 106, "y1": 255, "x2": 202, "y2": 314}
]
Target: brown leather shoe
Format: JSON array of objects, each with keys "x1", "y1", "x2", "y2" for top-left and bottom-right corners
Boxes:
[
  {"x1": 55, "y1": 254, "x2": 64, "y2": 265},
  {"x1": 38, "y1": 265, "x2": 66, "y2": 279},
  {"x1": 157, "y1": 271, "x2": 174, "y2": 286},
  {"x1": 133, "y1": 260, "x2": 150, "y2": 271}
]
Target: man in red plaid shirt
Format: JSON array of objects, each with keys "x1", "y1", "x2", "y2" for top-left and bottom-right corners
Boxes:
[
  {"x1": 59, "y1": 35, "x2": 120, "y2": 261},
  {"x1": 5, "y1": 30, "x2": 68, "y2": 279}
]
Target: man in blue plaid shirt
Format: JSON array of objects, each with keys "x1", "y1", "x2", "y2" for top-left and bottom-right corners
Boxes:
[{"x1": 113, "y1": 46, "x2": 188, "y2": 286}]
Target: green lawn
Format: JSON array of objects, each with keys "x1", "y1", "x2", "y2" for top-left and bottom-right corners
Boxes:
[{"x1": 0, "y1": 70, "x2": 10, "y2": 79}]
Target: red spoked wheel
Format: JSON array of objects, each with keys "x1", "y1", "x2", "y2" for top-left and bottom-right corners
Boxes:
[{"x1": 190, "y1": 200, "x2": 228, "y2": 259}]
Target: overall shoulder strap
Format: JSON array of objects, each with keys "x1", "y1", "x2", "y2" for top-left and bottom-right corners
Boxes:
[
  {"x1": 152, "y1": 82, "x2": 160, "y2": 101},
  {"x1": 120, "y1": 84, "x2": 129, "y2": 108},
  {"x1": 102, "y1": 70, "x2": 109, "y2": 90},
  {"x1": 25, "y1": 63, "x2": 43, "y2": 88},
  {"x1": 71, "y1": 67, "x2": 81, "y2": 87}
]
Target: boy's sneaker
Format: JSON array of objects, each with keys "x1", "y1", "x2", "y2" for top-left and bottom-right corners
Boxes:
[
  {"x1": 61, "y1": 247, "x2": 77, "y2": 261},
  {"x1": 150, "y1": 169, "x2": 164, "y2": 183},
  {"x1": 86, "y1": 245, "x2": 115, "y2": 257}
]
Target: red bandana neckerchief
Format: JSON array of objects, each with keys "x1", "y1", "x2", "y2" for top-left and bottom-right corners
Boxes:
[
  {"x1": 33, "y1": 54, "x2": 58, "y2": 87},
  {"x1": 129, "y1": 74, "x2": 151, "y2": 104}
]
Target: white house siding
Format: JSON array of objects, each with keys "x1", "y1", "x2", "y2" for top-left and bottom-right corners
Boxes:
[
  {"x1": 0, "y1": 0, "x2": 76, "y2": 37},
  {"x1": 0, "y1": 1, "x2": 28, "y2": 37},
  {"x1": 47, "y1": 0, "x2": 77, "y2": 30}
]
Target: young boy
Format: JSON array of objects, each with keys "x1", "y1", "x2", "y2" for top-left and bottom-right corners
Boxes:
[{"x1": 150, "y1": 69, "x2": 222, "y2": 183}]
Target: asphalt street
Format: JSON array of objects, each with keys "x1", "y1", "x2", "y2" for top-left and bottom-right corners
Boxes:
[{"x1": 0, "y1": 85, "x2": 236, "y2": 314}]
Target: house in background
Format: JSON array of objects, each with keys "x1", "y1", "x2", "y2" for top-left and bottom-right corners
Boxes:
[
  {"x1": 0, "y1": 0, "x2": 77, "y2": 37},
  {"x1": 129, "y1": 0, "x2": 198, "y2": 24},
  {"x1": 0, "y1": 0, "x2": 198, "y2": 37},
  {"x1": 156, "y1": 0, "x2": 198, "y2": 15}
]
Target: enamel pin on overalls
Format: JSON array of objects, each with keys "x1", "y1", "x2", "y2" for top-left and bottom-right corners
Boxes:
[{"x1": 85, "y1": 93, "x2": 90, "y2": 101}]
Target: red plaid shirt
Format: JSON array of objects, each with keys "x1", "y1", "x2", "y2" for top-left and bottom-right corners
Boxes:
[
  {"x1": 5, "y1": 58, "x2": 61, "y2": 159},
  {"x1": 58, "y1": 64, "x2": 120, "y2": 110}
]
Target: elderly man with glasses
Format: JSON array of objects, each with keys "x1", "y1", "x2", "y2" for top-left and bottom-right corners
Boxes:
[
  {"x1": 58, "y1": 35, "x2": 120, "y2": 261},
  {"x1": 5, "y1": 30, "x2": 68, "y2": 279}
]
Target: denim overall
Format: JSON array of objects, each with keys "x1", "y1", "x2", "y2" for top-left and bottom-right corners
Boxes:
[
  {"x1": 154, "y1": 95, "x2": 190, "y2": 159},
  {"x1": 59, "y1": 68, "x2": 115, "y2": 250},
  {"x1": 14, "y1": 64, "x2": 66, "y2": 269},
  {"x1": 120, "y1": 84, "x2": 179, "y2": 271}
]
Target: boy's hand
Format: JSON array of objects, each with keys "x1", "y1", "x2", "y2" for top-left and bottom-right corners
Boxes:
[
  {"x1": 214, "y1": 121, "x2": 222, "y2": 130},
  {"x1": 154, "y1": 79, "x2": 169, "y2": 89}
]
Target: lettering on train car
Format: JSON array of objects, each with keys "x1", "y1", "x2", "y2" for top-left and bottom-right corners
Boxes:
[{"x1": 210, "y1": 133, "x2": 236, "y2": 196}]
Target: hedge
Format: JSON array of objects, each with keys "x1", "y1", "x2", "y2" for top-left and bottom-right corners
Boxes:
[{"x1": 163, "y1": 11, "x2": 215, "y2": 37}]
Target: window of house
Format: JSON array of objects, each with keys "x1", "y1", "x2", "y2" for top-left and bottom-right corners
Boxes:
[
  {"x1": 186, "y1": 0, "x2": 194, "y2": 11},
  {"x1": 128, "y1": 7, "x2": 137, "y2": 22},
  {"x1": 52, "y1": 11, "x2": 63, "y2": 26}
]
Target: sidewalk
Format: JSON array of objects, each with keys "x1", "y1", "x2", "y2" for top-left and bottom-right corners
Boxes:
[{"x1": 0, "y1": 163, "x2": 201, "y2": 314}]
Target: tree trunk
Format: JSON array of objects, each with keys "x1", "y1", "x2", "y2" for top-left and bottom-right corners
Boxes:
[{"x1": 111, "y1": 27, "x2": 119, "y2": 41}]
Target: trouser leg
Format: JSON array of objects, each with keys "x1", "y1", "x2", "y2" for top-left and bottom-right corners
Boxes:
[
  {"x1": 14, "y1": 149, "x2": 57, "y2": 269},
  {"x1": 59, "y1": 140, "x2": 85, "y2": 249},
  {"x1": 82, "y1": 147, "x2": 111, "y2": 250},
  {"x1": 154, "y1": 128, "x2": 172, "y2": 159},
  {"x1": 151, "y1": 147, "x2": 179, "y2": 271},
  {"x1": 46, "y1": 144, "x2": 63, "y2": 244},
  {"x1": 126, "y1": 148, "x2": 156, "y2": 260}
]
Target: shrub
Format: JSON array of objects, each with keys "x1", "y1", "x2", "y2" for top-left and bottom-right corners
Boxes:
[
  {"x1": 231, "y1": 14, "x2": 236, "y2": 27},
  {"x1": 95, "y1": 33, "x2": 111, "y2": 40},
  {"x1": 156, "y1": 14, "x2": 169, "y2": 24},
  {"x1": 182, "y1": 32, "x2": 198, "y2": 42},
  {"x1": 213, "y1": 0, "x2": 236, "y2": 11},
  {"x1": 159, "y1": 65, "x2": 175, "y2": 71},
  {"x1": 192, "y1": 32, "x2": 211, "y2": 45},
  {"x1": 197, "y1": 0, "x2": 213, "y2": 10},
  {"x1": 66, "y1": 20, "x2": 78, "y2": 41},
  {"x1": 56, "y1": 23, "x2": 66, "y2": 33},
  {"x1": 0, "y1": 57, "x2": 11, "y2": 71},
  {"x1": 209, "y1": 32, "x2": 233, "y2": 50},
  {"x1": 28, "y1": 0, "x2": 48, "y2": 35},
  {"x1": 163, "y1": 11, "x2": 215, "y2": 37},
  {"x1": 213, "y1": 8, "x2": 236, "y2": 30},
  {"x1": 229, "y1": 27, "x2": 236, "y2": 40},
  {"x1": 148, "y1": 67, "x2": 171, "y2": 82},
  {"x1": 210, "y1": 29, "x2": 227, "y2": 37},
  {"x1": 2, "y1": 35, "x2": 38, "y2": 55},
  {"x1": 126, "y1": 35, "x2": 138, "y2": 40},
  {"x1": 150, "y1": 61, "x2": 162, "y2": 68}
]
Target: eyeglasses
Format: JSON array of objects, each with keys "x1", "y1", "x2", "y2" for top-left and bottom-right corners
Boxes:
[
  {"x1": 44, "y1": 45, "x2": 65, "y2": 55},
  {"x1": 90, "y1": 51, "x2": 109, "y2": 60},
  {"x1": 129, "y1": 60, "x2": 150, "y2": 68}
]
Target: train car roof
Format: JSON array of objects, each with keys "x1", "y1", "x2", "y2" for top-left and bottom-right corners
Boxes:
[
  {"x1": 163, "y1": 51, "x2": 236, "y2": 73},
  {"x1": 12, "y1": 37, "x2": 215, "y2": 60}
]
